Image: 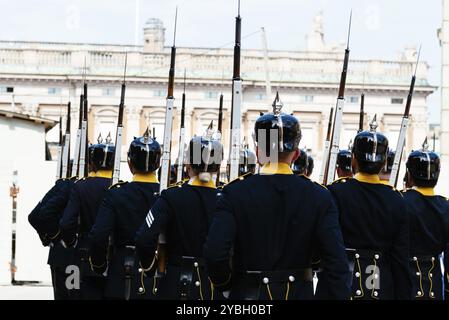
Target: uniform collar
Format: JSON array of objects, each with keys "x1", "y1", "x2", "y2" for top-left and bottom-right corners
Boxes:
[
  {"x1": 412, "y1": 187, "x2": 435, "y2": 196},
  {"x1": 354, "y1": 172, "x2": 381, "y2": 184},
  {"x1": 380, "y1": 179, "x2": 391, "y2": 186},
  {"x1": 88, "y1": 171, "x2": 96, "y2": 178},
  {"x1": 133, "y1": 172, "x2": 159, "y2": 184},
  {"x1": 188, "y1": 177, "x2": 216, "y2": 189},
  {"x1": 260, "y1": 162, "x2": 293, "y2": 175},
  {"x1": 96, "y1": 170, "x2": 112, "y2": 179}
]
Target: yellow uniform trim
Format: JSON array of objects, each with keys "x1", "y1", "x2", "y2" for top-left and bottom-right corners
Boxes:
[
  {"x1": 354, "y1": 173, "x2": 381, "y2": 184},
  {"x1": 260, "y1": 162, "x2": 293, "y2": 175},
  {"x1": 96, "y1": 170, "x2": 112, "y2": 179},
  {"x1": 188, "y1": 177, "x2": 216, "y2": 189},
  {"x1": 133, "y1": 172, "x2": 159, "y2": 184},
  {"x1": 412, "y1": 187, "x2": 435, "y2": 197},
  {"x1": 380, "y1": 179, "x2": 391, "y2": 186},
  {"x1": 88, "y1": 171, "x2": 96, "y2": 178}
]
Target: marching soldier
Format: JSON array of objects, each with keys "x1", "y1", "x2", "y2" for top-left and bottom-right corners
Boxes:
[
  {"x1": 336, "y1": 149, "x2": 353, "y2": 178},
  {"x1": 88, "y1": 132, "x2": 161, "y2": 300},
  {"x1": 238, "y1": 146, "x2": 257, "y2": 177},
  {"x1": 291, "y1": 149, "x2": 308, "y2": 175},
  {"x1": 317, "y1": 119, "x2": 412, "y2": 300},
  {"x1": 402, "y1": 140, "x2": 449, "y2": 300},
  {"x1": 204, "y1": 94, "x2": 350, "y2": 300},
  {"x1": 28, "y1": 167, "x2": 76, "y2": 300},
  {"x1": 306, "y1": 155, "x2": 314, "y2": 178},
  {"x1": 135, "y1": 130, "x2": 224, "y2": 300},
  {"x1": 59, "y1": 136, "x2": 115, "y2": 299},
  {"x1": 379, "y1": 149, "x2": 395, "y2": 184}
]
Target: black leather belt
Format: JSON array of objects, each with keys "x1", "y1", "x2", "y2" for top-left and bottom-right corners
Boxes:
[
  {"x1": 168, "y1": 255, "x2": 205, "y2": 267},
  {"x1": 235, "y1": 268, "x2": 313, "y2": 284}
]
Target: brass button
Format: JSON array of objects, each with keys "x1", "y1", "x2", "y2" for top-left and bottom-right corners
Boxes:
[
  {"x1": 373, "y1": 291, "x2": 378, "y2": 297},
  {"x1": 355, "y1": 253, "x2": 360, "y2": 259},
  {"x1": 138, "y1": 287, "x2": 144, "y2": 293},
  {"x1": 263, "y1": 277, "x2": 269, "y2": 284},
  {"x1": 194, "y1": 262, "x2": 199, "y2": 268},
  {"x1": 416, "y1": 272, "x2": 420, "y2": 276},
  {"x1": 374, "y1": 254, "x2": 379, "y2": 260},
  {"x1": 355, "y1": 290, "x2": 361, "y2": 296},
  {"x1": 355, "y1": 272, "x2": 360, "y2": 278},
  {"x1": 413, "y1": 257, "x2": 418, "y2": 261},
  {"x1": 288, "y1": 276, "x2": 295, "y2": 282},
  {"x1": 195, "y1": 281, "x2": 200, "y2": 287}
]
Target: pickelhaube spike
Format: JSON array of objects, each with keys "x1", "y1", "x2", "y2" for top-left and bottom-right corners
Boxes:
[
  {"x1": 97, "y1": 133, "x2": 103, "y2": 144},
  {"x1": 422, "y1": 137, "x2": 429, "y2": 152},
  {"x1": 369, "y1": 114, "x2": 378, "y2": 132},
  {"x1": 143, "y1": 127, "x2": 150, "y2": 144},
  {"x1": 205, "y1": 120, "x2": 214, "y2": 140},
  {"x1": 105, "y1": 132, "x2": 112, "y2": 145},
  {"x1": 272, "y1": 91, "x2": 283, "y2": 116}
]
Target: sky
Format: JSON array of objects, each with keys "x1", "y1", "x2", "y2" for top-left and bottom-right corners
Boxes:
[{"x1": 0, "y1": 0, "x2": 443, "y2": 123}]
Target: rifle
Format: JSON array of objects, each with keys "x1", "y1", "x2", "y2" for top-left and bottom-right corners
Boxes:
[
  {"x1": 61, "y1": 102, "x2": 71, "y2": 178},
  {"x1": 157, "y1": 7, "x2": 178, "y2": 277},
  {"x1": 229, "y1": 0, "x2": 243, "y2": 181},
  {"x1": 79, "y1": 61, "x2": 89, "y2": 178},
  {"x1": 55, "y1": 115, "x2": 63, "y2": 181},
  {"x1": 111, "y1": 53, "x2": 128, "y2": 185},
  {"x1": 71, "y1": 94, "x2": 84, "y2": 177},
  {"x1": 358, "y1": 92, "x2": 365, "y2": 133},
  {"x1": 389, "y1": 46, "x2": 421, "y2": 187},
  {"x1": 319, "y1": 107, "x2": 334, "y2": 184},
  {"x1": 216, "y1": 91, "x2": 224, "y2": 186},
  {"x1": 323, "y1": 12, "x2": 352, "y2": 185},
  {"x1": 176, "y1": 69, "x2": 186, "y2": 183}
]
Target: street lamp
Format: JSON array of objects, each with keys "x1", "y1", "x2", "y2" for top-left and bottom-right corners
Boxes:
[{"x1": 9, "y1": 170, "x2": 20, "y2": 284}]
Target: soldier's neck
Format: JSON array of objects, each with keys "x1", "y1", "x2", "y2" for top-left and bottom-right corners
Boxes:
[
  {"x1": 96, "y1": 170, "x2": 113, "y2": 179},
  {"x1": 133, "y1": 172, "x2": 159, "y2": 184},
  {"x1": 354, "y1": 172, "x2": 380, "y2": 184},
  {"x1": 188, "y1": 176, "x2": 216, "y2": 189},
  {"x1": 412, "y1": 186, "x2": 435, "y2": 196},
  {"x1": 260, "y1": 162, "x2": 293, "y2": 175}
]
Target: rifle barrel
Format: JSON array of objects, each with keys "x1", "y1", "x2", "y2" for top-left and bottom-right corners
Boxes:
[{"x1": 359, "y1": 93, "x2": 365, "y2": 132}]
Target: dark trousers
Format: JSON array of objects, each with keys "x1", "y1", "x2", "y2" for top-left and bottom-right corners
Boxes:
[{"x1": 50, "y1": 266, "x2": 70, "y2": 300}]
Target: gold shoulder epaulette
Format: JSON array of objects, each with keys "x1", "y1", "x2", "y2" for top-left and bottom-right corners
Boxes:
[
  {"x1": 331, "y1": 177, "x2": 351, "y2": 185},
  {"x1": 167, "y1": 179, "x2": 186, "y2": 189},
  {"x1": 74, "y1": 177, "x2": 87, "y2": 184},
  {"x1": 298, "y1": 174, "x2": 328, "y2": 190},
  {"x1": 109, "y1": 181, "x2": 128, "y2": 190},
  {"x1": 224, "y1": 172, "x2": 253, "y2": 187}
]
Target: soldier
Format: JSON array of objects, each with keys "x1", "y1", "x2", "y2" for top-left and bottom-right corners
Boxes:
[
  {"x1": 336, "y1": 149, "x2": 353, "y2": 178},
  {"x1": 317, "y1": 118, "x2": 412, "y2": 300},
  {"x1": 28, "y1": 164, "x2": 77, "y2": 300},
  {"x1": 379, "y1": 149, "x2": 395, "y2": 184},
  {"x1": 306, "y1": 155, "x2": 314, "y2": 178},
  {"x1": 238, "y1": 146, "x2": 257, "y2": 176},
  {"x1": 88, "y1": 132, "x2": 161, "y2": 300},
  {"x1": 204, "y1": 94, "x2": 350, "y2": 300},
  {"x1": 402, "y1": 139, "x2": 449, "y2": 300},
  {"x1": 134, "y1": 130, "x2": 223, "y2": 300},
  {"x1": 59, "y1": 136, "x2": 115, "y2": 299},
  {"x1": 291, "y1": 149, "x2": 308, "y2": 175}
]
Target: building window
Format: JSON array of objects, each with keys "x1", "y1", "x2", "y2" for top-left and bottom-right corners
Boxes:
[
  {"x1": 391, "y1": 98, "x2": 404, "y2": 104},
  {"x1": 102, "y1": 88, "x2": 115, "y2": 96},
  {"x1": 0, "y1": 86, "x2": 14, "y2": 93},
  {"x1": 349, "y1": 96, "x2": 359, "y2": 104},
  {"x1": 48, "y1": 87, "x2": 62, "y2": 95},
  {"x1": 255, "y1": 93, "x2": 266, "y2": 100},
  {"x1": 153, "y1": 90, "x2": 166, "y2": 97},
  {"x1": 302, "y1": 95, "x2": 314, "y2": 103},
  {"x1": 205, "y1": 91, "x2": 218, "y2": 100}
]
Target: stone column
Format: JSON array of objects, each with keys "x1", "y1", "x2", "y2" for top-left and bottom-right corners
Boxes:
[{"x1": 125, "y1": 105, "x2": 143, "y2": 156}]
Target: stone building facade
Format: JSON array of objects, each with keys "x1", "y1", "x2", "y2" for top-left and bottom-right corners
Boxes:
[{"x1": 0, "y1": 14, "x2": 435, "y2": 179}]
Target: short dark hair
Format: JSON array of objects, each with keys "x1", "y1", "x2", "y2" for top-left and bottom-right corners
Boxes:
[
  {"x1": 356, "y1": 160, "x2": 384, "y2": 175},
  {"x1": 412, "y1": 176, "x2": 437, "y2": 188}
]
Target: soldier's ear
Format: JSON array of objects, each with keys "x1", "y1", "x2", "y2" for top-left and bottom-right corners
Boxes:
[{"x1": 291, "y1": 149, "x2": 300, "y2": 164}]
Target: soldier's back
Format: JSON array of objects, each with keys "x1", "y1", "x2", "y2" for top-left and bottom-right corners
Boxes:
[
  {"x1": 402, "y1": 189, "x2": 449, "y2": 300},
  {"x1": 326, "y1": 176, "x2": 411, "y2": 300}
]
